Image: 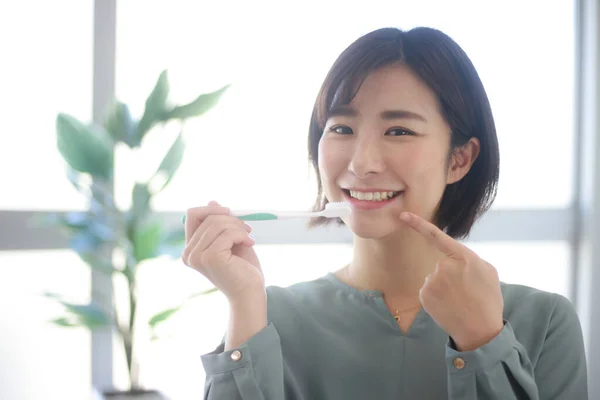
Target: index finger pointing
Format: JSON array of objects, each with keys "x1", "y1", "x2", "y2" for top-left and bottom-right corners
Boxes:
[{"x1": 400, "y1": 212, "x2": 466, "y2": 259}]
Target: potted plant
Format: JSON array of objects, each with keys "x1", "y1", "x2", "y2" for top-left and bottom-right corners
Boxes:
[{"x1": 39, "y1": 70, "x2": 228, "y2": 399}]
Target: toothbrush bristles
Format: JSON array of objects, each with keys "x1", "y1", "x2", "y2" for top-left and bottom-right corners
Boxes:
[{"x1": 321, "y1": 201, "x2": 351, "y2": 218}]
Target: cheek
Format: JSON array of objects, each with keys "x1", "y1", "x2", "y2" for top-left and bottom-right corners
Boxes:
[
  {"x1": 318, "y1": 138, "x2": 345, "y2": 180},
  {"x1": 400, "y1": 145, "x2": 449, "y2": 190}
]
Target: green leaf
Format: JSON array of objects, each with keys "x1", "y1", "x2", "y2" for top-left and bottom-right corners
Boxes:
[
  {"x1": 105, "y1": 101, "x2": 137, "y2": 147},
  {"x1": 133, "y1": 219, "x2": 163, "y2": 262},
  {"x1": 131, "y1": 183, "x2": 152, "y2": 222},
  {"x1": 151, "y1": 132, "x2": 184, "y2": 193},
  {"x1": 148, "y1": 306, "x2": 181, "y2": 329},
  {"x1": 56, "y1": 113, "x2": 114, "y2": 180},
  {"x1": 159, "y1": 228, "x2": 185, "y2": 258},
  {"x1": 70, "y1": 230, "x2": 105, "y2": 253},
  {"x1": 66, "y1": 166, "x2": 86, "y2": 193},
  {"x1": 163, "y1": 228, "x2": 185, "y2": 245},
  {"x1": 44, "y1": 293, "x2": 111, "y2": 328},
  {"x1": 165, "y1": 84, "x2": 230, "y2": 120},
  {"x1": 147, "y1": 288, "x2": 218, "y2": 329},
  {"x1": 66, "y1": 304, "x2": 109, "y2": 327},
  {"x1": 186, "y1": 287, "x2": 219, "y2": 300},
  {"x1": 136, "y1": 70, "x2": 170, "y2": 142},
  {"x1": 50, "y1": 211, "x2": 114, "y2": 253},
  {"x1": 40, "y1": 211, "x2": 86, "y2": 232},
  {"x1": 50, "y1": 317, "x2": 81, "y2": 328}
]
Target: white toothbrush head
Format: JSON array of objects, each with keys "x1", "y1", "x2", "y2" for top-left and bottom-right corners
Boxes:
[{"x1": 320, "y1": 201, "x2": 351, "y2": 218}]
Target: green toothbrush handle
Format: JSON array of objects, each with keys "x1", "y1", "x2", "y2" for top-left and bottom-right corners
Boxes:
[
  {"x1": 237, "y1": 213, "x2": 278, "y2": 221},
  {"x1": 181, "y1": 212, "x2": 279, "y2": 224}
]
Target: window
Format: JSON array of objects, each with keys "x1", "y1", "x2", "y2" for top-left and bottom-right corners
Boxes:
[
  {"x1": 0, "y1": 0, "x2": 584, "y2": 398},
  {"x1": 94, "y1": 0, "x2": 580, "y2": 396},
  {"x1": 0, "y1": 0, "x2": 93, "y2": 211},
  {"x1": 0, "y1": 250, "x2": 91, "y2": 399},
  {"x1": 466, "y1": 241, "x2": 571, "y2": 297},
  {"x1": 0, "y1": 1, "x2": 94, "y2": 397},
  {"x1": 115, "y1": 0, "x2": 574, "y2": 212}
]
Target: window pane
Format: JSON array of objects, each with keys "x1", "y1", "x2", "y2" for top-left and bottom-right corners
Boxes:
[
  {"x1": 0, "y1": 250, "x2": 91, "y2": 399},
  {"x1": 465, "y1": 240, "x2": 571, "y2": 298},
  {"x1": 115, "y1": 0, "x2": 573, "y2": 213},
  {"x1": 0, "y1": 1, "x2": 93, "y2": 211}
]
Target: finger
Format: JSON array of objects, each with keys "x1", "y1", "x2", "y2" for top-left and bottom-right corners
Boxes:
[
  {"x1": 192, "y1": 219, "x2": 252, "y2": 254},
  {"x1": 184, "y1": 205, "x2": 231, "y2": 242},
  {"x1": 419, "y1": 277, "x2": 432, "y2": 305},
  {"x1": 183, "y1": 217, "x2": 251, "y2": 264},
  {"x1": 436, "y1": 257, "x2": 462, "y2": 273},
  {"x1": 399, "y1": 212, "x2": 467, "y2": 259},
  {"x1": 187, "y1": 226, "x2": 255, "y2": 269},
  {"x1": 207, "y1": 228, "x2": 255, "y2": 254},
  {"x1": 182, "y1": 201, "x2": 224, "y2": 224},
  {"x1": 423, "y1": 273, "x2": 432, "y2": 285},
  {"x1": 185, "y1": 222, "x2": 250, "y2": 267}
]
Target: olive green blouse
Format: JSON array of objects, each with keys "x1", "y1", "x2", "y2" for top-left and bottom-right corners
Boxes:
[{"x1": 201, "y1": 273, "x2": 588, "y2": 399}]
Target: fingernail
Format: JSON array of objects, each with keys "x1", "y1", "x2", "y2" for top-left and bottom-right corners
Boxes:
[
  {"x1": 400, "y1": 212, "x2": 411, "y2": 222},
  {"x1": 244, "y1": 223, "x2": 253, "y2": 232}
]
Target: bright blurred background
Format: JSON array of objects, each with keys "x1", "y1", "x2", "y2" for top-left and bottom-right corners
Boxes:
[{"x1": 1, "y1": 0, "x2": 600, "y2": 399}]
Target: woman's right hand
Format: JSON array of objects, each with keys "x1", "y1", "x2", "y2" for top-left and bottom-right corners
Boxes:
[{"x1": 182, "y1": 201, "x2": 265, "y2": 302}]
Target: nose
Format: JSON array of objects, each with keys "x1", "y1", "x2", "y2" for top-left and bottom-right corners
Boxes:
[{"x1": 348, "y1": 137, "x2": 385, "y2": 178}]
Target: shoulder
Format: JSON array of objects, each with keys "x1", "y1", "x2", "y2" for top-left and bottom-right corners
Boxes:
[
  {"x1": 267, "y1": 276, "x2": 335, "y2": 301},
  {"x1": 265, "y1": 274, "x2": 339, "y2": 315},
  {"x1": 500, "y1": 282, "x2": 572, "y2": 318}
]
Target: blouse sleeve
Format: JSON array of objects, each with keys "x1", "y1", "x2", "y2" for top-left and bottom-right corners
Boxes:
[
  {"x1": 446, "y1": 295, "x2": 588, "y2": 399},
  {"x1": 201, "y1": 323, "x2": 285, "y2": 400}
]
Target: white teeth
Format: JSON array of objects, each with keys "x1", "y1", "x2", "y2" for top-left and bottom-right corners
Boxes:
[{"x1": 349, "y1": 190, "x2": 400, "y2": 201}]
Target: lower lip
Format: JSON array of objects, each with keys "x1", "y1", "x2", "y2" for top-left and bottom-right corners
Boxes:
[{"x1": 342, "y1": 191, "x2": 403, "y2": 210}]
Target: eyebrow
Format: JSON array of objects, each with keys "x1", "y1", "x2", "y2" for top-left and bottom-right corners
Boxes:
[{"x1": 328, "y1": 106, "x2": 427, "y2": 122}]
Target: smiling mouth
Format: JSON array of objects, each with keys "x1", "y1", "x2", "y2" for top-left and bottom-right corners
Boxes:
[{"x1": 342, "y1": 189, "x2": 403, "y2": 202}]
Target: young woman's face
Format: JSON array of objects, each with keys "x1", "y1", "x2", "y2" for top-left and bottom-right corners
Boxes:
[{"x1": 318, "y1": 63, "x2": 476, "y2": 239}]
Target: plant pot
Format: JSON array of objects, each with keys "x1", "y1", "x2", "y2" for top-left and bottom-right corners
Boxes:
[{"x1": 99, "y1": 389, "x2": 167, "y2": 400}]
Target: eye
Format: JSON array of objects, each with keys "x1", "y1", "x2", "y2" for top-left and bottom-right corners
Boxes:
[
  {"x1": 385, "y1": 127, "x2": 415, "y2": 136},
  {"x1": 329, "y1": 125, "x2": 353, "y2": 135}
]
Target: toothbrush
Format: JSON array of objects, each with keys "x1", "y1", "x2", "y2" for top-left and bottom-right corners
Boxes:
[{"x1": 181, "y1": 201, "x2": 351, "y2": 224}]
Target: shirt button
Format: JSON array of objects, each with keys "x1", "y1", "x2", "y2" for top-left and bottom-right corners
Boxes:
[
  {"x1": 230, "y1": 350, "x2": 243, "y2": 362},
  {"x1": 453, "y1": 357, "x2": 465, "y2": 370}
]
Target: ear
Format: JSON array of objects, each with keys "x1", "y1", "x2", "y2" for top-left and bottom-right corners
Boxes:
[{"x1": 446, "y1": 137, "x2": 480, "y2": 184}]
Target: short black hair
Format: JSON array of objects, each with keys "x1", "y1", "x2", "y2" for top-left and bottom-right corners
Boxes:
[{"x1": 307, "y1": 27, "x2": 500, "y2": 239}]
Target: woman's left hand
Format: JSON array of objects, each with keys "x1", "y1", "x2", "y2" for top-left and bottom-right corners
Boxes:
[{"x1": 400, "y1": 212, "x2": 504, "y2": 352}]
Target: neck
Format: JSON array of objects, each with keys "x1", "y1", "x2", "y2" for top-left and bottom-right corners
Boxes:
[{"x1": 345, "y1": 228, "x2": 440, "y2": 303}]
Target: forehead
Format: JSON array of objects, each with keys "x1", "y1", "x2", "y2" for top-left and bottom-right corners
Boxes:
[{"x1": 346, "y1": 63, "x2": 442, "y2": 119}]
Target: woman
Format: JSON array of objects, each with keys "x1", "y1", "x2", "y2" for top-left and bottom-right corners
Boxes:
[{"x1": 183, "y1": 27, "x2": 588, "y2": 399}]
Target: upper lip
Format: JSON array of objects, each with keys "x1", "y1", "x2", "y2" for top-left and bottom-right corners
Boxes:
[{"x1": 343, "y1": 188, "x2": 403, "y2": 192}]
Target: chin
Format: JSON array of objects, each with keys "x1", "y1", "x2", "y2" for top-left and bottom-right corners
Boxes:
[{"x1": 346, "y1": 218, "x2": 398, "y2": 240}]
